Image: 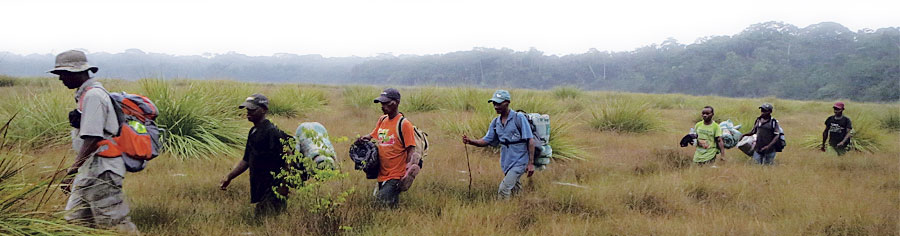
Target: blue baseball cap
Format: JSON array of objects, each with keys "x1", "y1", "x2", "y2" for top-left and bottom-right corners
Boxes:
[{"x1": 488, "y1": 90, "x2": 511, "y2": 103}]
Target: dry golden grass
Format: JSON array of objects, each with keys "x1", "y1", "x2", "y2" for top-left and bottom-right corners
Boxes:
[{"x1": 12, "y1": 79, "x2": 899, "y2": 235}]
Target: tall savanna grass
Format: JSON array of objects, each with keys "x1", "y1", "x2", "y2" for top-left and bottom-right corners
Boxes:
[
  {"x1": 552, "y1": 86, "x2": 583, "y2": 99},
  {"x1": 589, "y1": 100, "x2": 660, "y2": 133},
  {"x1": 342, "y1": 85, "x2": 380, "y2": 111},
  {"x1": 880, "y1": 109, "x2": 900, "y2": 132},
  {"x1": 140, "y1": 79, "x2": 247, "y2": 159},
  {"x1": 442, "y1": 87, "x2": 493, "y2": 114},
  {"x1": 0, "y1": 116, "x2": 111, "y2": 235},
  {"x1": 0, "y1": 75, "x2": 17, "y2": 87},
  {"x1": 400, "y1": 87, "x2": 442, "y2": 113},
  {"x1": 546, "y1": 114, "x2": 586, "y2": 161},
  {"x1": 511, "y1": 90, "x2": 564, "y2": 115},
  {"x1": 268, "y1": 86, "x2": 328, "y2": 118},
  {"x1": 0, "y1": 87, "x2": 72, "y2": 148}
]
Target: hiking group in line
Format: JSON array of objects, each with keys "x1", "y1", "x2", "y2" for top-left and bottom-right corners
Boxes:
[{"x1": 49, "y1": 50, "x2": 855, "y2": 233}]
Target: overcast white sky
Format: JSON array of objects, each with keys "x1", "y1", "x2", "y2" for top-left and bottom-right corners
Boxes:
[{"x1": 1, "y1": 0, "x2": 897, "y2": 57}]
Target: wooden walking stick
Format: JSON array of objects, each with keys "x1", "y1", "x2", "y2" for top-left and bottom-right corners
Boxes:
[{"x1": 464, "y1": 142, "x2": 472, "y2": 195}]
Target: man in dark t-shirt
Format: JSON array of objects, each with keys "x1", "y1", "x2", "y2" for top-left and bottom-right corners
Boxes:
[
  {"x1": 742, "y1": 103, "x2": 782, "y2": 165},
  {"x1": 821, "y1": 102, "x2": 853, "y2": 156},
  {"x1": 220, "y1": 93, "x2": 293, "y2": 216}
]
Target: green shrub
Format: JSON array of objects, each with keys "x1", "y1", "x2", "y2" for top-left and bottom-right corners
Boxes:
[
  {"x1": 589, "y1": 101, "x2": 660, "y2": 133},
  {"x1": 552, "y1": 86, "x2": 583, "y2": 99},
  {"x1": 276, "y1": 135, "x2": 353, "y2": 235},
  {"x1": 141, "y1": 79, "x2": 247, "y2": 159}
]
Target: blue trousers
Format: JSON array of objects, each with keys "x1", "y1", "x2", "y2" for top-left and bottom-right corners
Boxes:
[{"x1": 752, "y1": 151, "x2": 776, "y2": 165}]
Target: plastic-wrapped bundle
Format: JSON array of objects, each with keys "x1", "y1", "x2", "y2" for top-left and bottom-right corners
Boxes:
[
  {"x1": 295, "y1": 122, "x2": 337, "y2": 166},
  {"x1": 719, "y1": 119, "x2": 743, "y2": 149}
]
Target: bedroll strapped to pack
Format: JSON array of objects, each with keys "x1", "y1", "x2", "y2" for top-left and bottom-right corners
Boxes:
[
  {"x1": 80, "y1": 87, "x2": 161, "y2": 172},
  {"x1": 506, "y1": 110, "x2": 552, "y2": 170},
  {"x1": 295, "y1": 122, "x2": 337, "y2": 169}
]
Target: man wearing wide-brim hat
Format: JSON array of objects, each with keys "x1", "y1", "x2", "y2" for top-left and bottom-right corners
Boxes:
[{"x1": 51, "y1": 50, "x2": 138, "y2": 233}]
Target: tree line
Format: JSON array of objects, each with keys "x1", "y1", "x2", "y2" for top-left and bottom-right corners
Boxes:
[{"x1": 1, "y1": 21, "x2": 897, "y2": 102}]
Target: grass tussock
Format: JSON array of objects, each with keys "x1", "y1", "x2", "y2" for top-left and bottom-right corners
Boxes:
[
  {"x1": 0, "y1": 115, "x2": 112, "y2": 235},
  {"x1": 442, "y1": 87, "x2": 493, "y2": 113},
  {"x1": 512, "y1": 91, "x2": 563, "y2": 115},
  {"x1": 652, "y1": 147, "x2": 693, "y2": 170},
  {"x1": 268, "y1": 86, "x2": 328, "y2": 118},
  {"x1": 140, "y1": 79, "x2": 247, "y2": 159},
  {"x1": 879, "y1": 109, "x2": 900, "y2": 132},
  {"x1": 589, "y1": 101, "x2": 660, "y2": 133},
  {"x1": 546, "y1": 115, "x2": 586, "y2": 161},
  {"x1": 624, "y1": 192, "x2": 673, "y2": 216},
  {"x1": 401, "y1": 87, "x2": 442, "y2": 113},
  {"x1": 0, "y1": 88, "x2": 71, "y2": 148},
  {"x1": 342, "y1": 85, "x2": 380, "y2": 111},
  {"x1": 552, "y1": 86, "x2": 583, "y2": 99},
  {"x1": 0, "y1": 75, "x2": 17, "y2": 87}
]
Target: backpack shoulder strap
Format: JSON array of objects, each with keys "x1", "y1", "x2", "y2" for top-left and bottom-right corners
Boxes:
[
  {"x1": 512, "y1": 111, "x2": 523, "y2": 137},
  {"x1": 376, "y1": 115, "x2": 388, "y2": 127},
  {"x1": 397, "y1": 116, "x2": 407, "y2": 147}
]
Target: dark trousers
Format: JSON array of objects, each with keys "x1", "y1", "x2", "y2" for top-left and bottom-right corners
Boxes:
[
  {"x1": 255, "y1": 191, "x2": 286, "y2": 217},
  {"x1": 831, "y1": 144, "x2": 850, "y2": 156},
  {"x1": 697, "y1": 157, "x2": 717, "y2": 166},
  {"x1": 376, "y1": 179, "x2": 402, "y2": 207}
]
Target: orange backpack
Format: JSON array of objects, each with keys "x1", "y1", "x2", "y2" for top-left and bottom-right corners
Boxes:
[{"x1": 79, "y1": 87, "x2": 161, "y2": 172}]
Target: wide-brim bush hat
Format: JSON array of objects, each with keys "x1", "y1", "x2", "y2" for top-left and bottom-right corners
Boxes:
[{"x1": 48, "y1": 50, "x2": 99, "y2": 74}]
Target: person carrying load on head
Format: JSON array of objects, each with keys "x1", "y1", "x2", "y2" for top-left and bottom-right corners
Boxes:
[
  {"x1": 462, "y1": 90, "x2": 536, "y2": 199},
  {"x1": 220, "y1": 93, "x2": 295, "y2": 217},
  {"x1": 820, "y1": 102, "x2": 852, "y2": 156},
  {"x1": 357, "y1": 88, "x2": 419, "y2": 208},
  {"x1": 51, "y1": 50, "x2": 139, "y2": 233}
]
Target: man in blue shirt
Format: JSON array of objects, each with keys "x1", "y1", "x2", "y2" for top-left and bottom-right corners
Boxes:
[{"x1": 463, "y1": 90, "x2": 535, "y2": 199}]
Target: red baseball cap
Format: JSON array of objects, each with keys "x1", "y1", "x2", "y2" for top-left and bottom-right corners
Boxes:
[{"x1": 833, "y1": 102, "x2": 845, "y2": 110}]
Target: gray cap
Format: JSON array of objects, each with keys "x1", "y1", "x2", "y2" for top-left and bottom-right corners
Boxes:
[
  {"x1": 759, "y1": 103, "x2": 774, "y2": 111},
  {"x1": 488, "y1": 90, "x2": 511, "y2": 103},
  {"x1": 374, "y1": 88, "x2": 401, "y2": 103},
  {"x1": 48, "y1": 50, "x2": 98, "y2": 74},
  {"x1": 239, "y1": 93, "x2": 269, "y2": 109}
]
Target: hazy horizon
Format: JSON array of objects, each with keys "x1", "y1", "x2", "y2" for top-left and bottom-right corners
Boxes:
[{"x1": 2, "y1": 0, "x2": 897, "y2": 57}]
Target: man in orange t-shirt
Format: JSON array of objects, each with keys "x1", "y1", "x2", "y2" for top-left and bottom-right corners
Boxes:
[{"x1": 359, "y1": 88, "x2": 419, "y2": 207}]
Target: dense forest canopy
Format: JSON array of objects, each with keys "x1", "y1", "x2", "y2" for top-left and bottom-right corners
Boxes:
[{"x1": 1, "y1": 21, "x2": 897, "y2": 102}]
